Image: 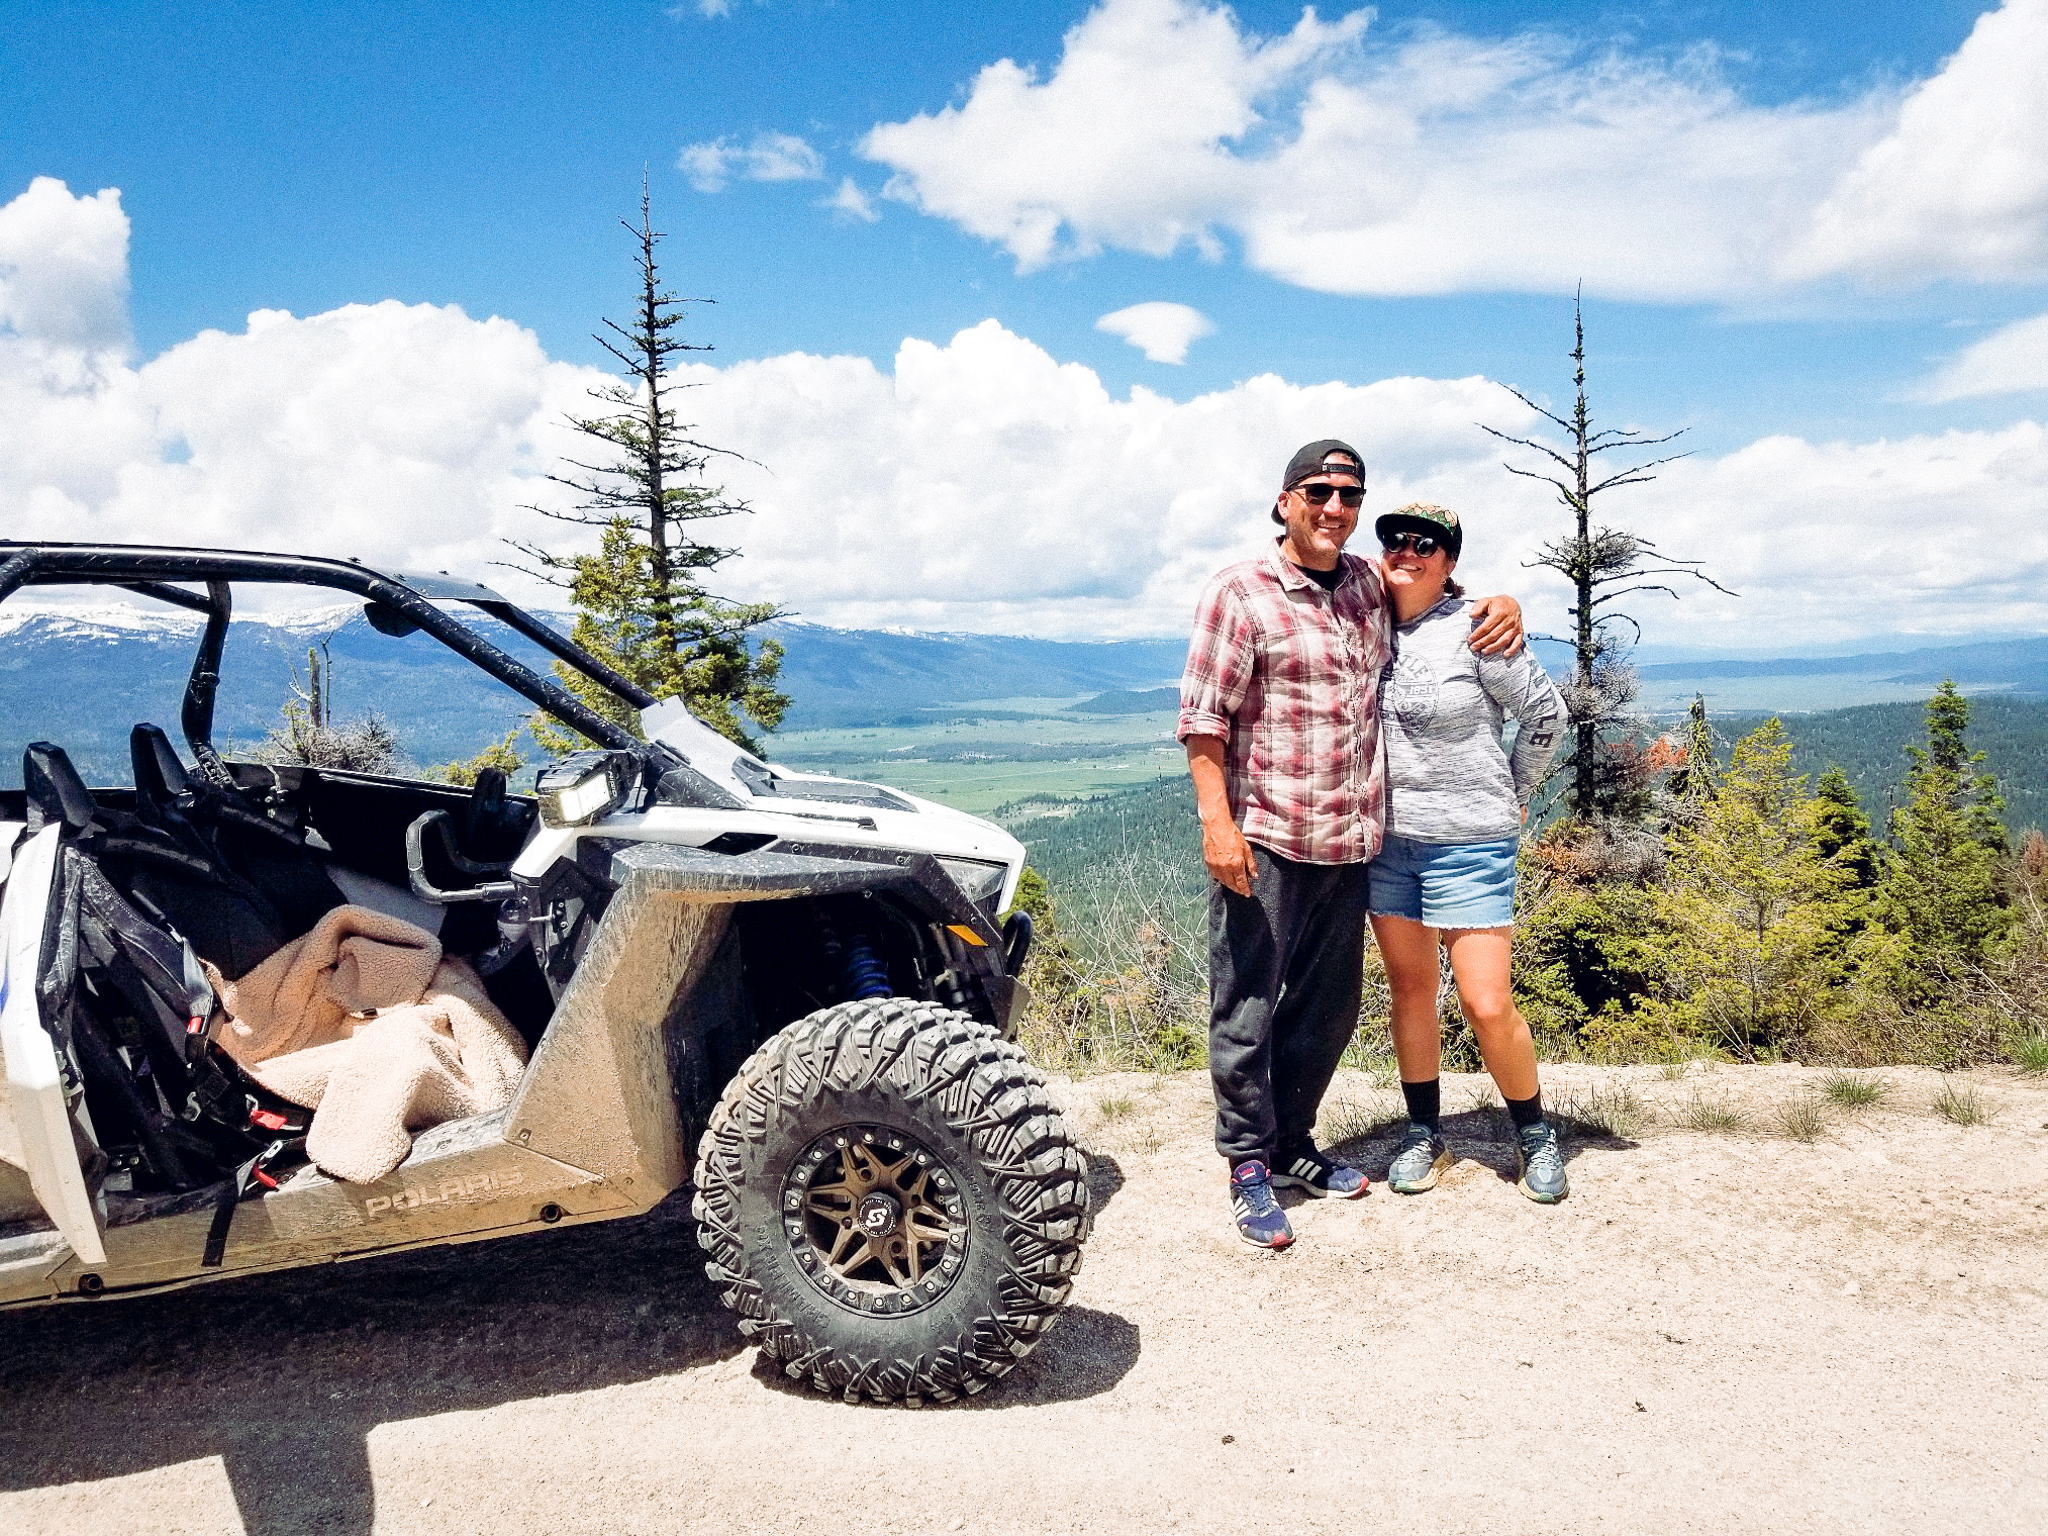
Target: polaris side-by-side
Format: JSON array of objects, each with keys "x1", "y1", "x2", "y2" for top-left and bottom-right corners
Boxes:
[{"x1": 0, "y1": 541, "x2": 1091, "y2": 1405}]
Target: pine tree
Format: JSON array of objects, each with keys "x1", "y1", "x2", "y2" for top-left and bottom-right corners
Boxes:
[
  {"x1": 1647, "y1": 719, "x2": 1854, "y2": 1059},
  {"x1": 1812, "y1": 765, "x2": 1883, "y2": 890},
  {"x1": 1883, "y1": 681, "x2": 2011, "y2": 971},
  {"x1": 435, "y1": 727, "x2": 525, "y2": 787},
  {"x1": 517, "y1": 184, "x2": 789, "y2": 754},
  {"x1": 1667, "y1": 694, "x2": 1720, "y2": 825}
]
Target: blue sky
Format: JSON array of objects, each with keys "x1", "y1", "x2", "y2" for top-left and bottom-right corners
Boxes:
[
  {"x1": 4, "y1": 1, "x2": 2047, "y2": 647},
  {"x1": 0, "y1": 0, "x2": 2019, "y2": 440}
]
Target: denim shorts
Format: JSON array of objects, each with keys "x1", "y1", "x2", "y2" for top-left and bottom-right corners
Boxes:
[{"x1": 1367, "y1": 834, "x2": 1519, "y2": 929}]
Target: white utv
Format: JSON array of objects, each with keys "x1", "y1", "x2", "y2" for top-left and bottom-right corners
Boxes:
[{"x1": 0, "y1": 541, "x2": 1090, "y2": 1406}]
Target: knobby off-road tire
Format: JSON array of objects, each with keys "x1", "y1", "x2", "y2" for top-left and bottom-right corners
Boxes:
[{"x1": 692, "y1": 998, "x2": 1092, "y2": 1405}]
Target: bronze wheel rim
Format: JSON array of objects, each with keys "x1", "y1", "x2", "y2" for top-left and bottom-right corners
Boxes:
[{"x1": 783, "y1": 1125, "x2": 968, "y2": 1315}]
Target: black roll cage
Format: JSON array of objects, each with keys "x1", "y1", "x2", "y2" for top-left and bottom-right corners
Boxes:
[{"x1": 0, "y1": 540, "x2": 677, "y2": 784}]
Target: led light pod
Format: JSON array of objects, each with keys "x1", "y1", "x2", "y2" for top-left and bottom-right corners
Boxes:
[
  {"x1": 536, "y1": 749, "x2": 638, "y2": 829},
  {"x1": 935, "y1": 856, "x2": 1008, "y2": 905}
]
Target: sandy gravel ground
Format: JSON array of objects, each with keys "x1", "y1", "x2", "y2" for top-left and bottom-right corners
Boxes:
[{"x1": 3, "y1": 1062, "x2": 2045, "y2": 1536}]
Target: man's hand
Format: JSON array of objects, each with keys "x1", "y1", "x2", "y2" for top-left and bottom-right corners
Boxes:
[
  {"x1": 1202, "y1": 814, "x2": 1257, "y2": 897},
  {"x1": 1186, "y1": 734, "x2": 1256, "y2": 896},
  {"x1": 1467, "y1": 593, "x2": 1525, "y2": 656}
]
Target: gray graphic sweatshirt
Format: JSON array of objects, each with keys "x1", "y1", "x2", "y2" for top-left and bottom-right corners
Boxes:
[{"x1": 1379, "y1": 595, "x2": 1568, "y2": 844}]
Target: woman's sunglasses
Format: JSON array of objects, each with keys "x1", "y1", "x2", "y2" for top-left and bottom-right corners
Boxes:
[
  {"x1": 1379, "y1": 531, "x2": 1444, "y2": 557},
  {"x1": 1294, "y1": 483, "x2": 1365, "y2": 507}
]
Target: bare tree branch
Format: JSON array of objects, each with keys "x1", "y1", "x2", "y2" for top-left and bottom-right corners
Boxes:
[
  {"x1": 1479, "y1": 290, "x2": 1735, "y2": 821},
  {"x1": 1480, "y1": 425, "x2": 1578, "y2": 478}
]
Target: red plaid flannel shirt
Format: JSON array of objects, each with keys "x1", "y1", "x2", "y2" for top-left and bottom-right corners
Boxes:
[{"x1": 1176, "y1": 544, "x2": 1392, "y2": 866}]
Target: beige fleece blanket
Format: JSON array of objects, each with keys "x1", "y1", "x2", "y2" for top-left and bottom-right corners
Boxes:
[{"x1": 207, "y1": 905, "x2": 529, "y2": 1184}]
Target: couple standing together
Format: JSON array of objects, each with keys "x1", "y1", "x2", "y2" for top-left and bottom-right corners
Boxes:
[{"x1": 1178, "y1": 439, "x2": 1568, "y2": 1250}]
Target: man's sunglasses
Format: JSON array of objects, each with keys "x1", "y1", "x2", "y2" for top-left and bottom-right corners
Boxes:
[
  {"x1": 1379, "y1": 531, "x2": 1445, "y2": 557},
  {"x1": 1294, "y1": 483, "x2": 1365, "y2": 507}
]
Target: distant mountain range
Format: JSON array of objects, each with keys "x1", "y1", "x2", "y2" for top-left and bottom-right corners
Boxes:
[
  {"x1": 757, "y1": 623, "x2": 1185, "y2": 727},
  {"x1": 0, "y1": 608, "x2": 1187, "y2": 783},
  {"x1": 2, "y1": 600, "x2": 2042, "y2": 787},
  {"x1": 1531, "y1": 635, "x2": 2048, "y2": 712}
]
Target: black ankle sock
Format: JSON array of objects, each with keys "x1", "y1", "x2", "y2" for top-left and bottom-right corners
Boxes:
[
  {"x1": 1505, "y1": 1091, "x2": 1544, "y2": 1131},
  {"x1": 1401, "y1": 1077, "x2": 1441, "y2": 1131}
]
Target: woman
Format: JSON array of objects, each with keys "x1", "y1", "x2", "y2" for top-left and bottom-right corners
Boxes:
[{"x1": 1369, "y1": 502, "x2": 1572, "y2": 1202}]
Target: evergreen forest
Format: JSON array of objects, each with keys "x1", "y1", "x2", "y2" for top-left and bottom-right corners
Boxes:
[{"x1": 1009, "y1": 686, "x2": 2048, "y2": 1077}]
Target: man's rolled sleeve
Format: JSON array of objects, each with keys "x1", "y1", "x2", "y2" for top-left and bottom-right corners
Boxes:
[{"x1": 1177, "y1": 579, "x2": 1255, "y2": 743}]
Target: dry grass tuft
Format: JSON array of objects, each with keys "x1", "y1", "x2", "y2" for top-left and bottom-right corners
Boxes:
[
  {"x1": 1819, "y1": 1071, "x2": 1889, "y2": 1109},
  {"x1": 1772, "y1": 1095, "x2": 1827, "y2": 1142},
  {"x1": 1556, "y1": 1081, "x2": 1647, "y2": 1141},
  {"x1": 1341, "y1": 1036, "x2": 1401, "y2": 1090},
  {"x1": 1676, "y1": 1093, "x2": 1747, "y2": 1134},
  {"x1": 1096, "y1": 1092, "x2": 1137, "y2": 1122},
  {"x1": 1933, "y1": 1079, "x2": 1992, "y2": 1126},
  {"x1": 1319, "y1": 1091, "x2": 1407, "y2": 1149},
  {"x1": 1464, "y1": 1083, "x2": 1502, "y2": 1113},
  {"x1": 1126, "y1": 1123, "x2": 1168, "y2": 1156}
]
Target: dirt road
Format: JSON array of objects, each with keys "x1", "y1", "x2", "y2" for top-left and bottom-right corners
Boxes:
[{"x1": 3, "y1": 1062, "x2": 2044, "y2": 1535}]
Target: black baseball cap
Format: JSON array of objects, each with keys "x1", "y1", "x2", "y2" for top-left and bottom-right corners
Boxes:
[{"x1": 1280, "y1": 439, "x2": 1365, "y2": 492}]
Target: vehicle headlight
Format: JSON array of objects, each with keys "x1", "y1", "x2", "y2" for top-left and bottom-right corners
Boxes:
[
  {"x1": 536, "y1": 750, "x2": 638, "y2": 829},
  {"x1": 936, "y1": 856, "x2": 1009, "y2": 907}
]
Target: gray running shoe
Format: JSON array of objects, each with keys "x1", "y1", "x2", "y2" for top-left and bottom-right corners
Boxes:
[
  {"x1": 1515, "y1": 1121, "x2": 1568, "y2": 1203},
  {"x1": 1387, "y1": 1123, "x2": 1450, "y2": 1194}
]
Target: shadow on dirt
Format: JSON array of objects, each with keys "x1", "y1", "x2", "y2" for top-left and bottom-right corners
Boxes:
[
  {"x1": 1084, "y1": 1151, "x2": 1126, "y2": 1213},
  {"x1": 746, "y1": 1302, "x2": 1140, "y2": 1409},
  {"x1": 1327, "y1": 1106, "x2": 1641, "y2": 1190},
  {"x1": 0, "y1": 1180, "x2": 1136, "y2": 1534}
]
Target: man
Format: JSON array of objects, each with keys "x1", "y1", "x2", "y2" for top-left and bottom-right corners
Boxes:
[{"x1": 1178, "y1": 440, "x2": 1524, "y2": 1249}]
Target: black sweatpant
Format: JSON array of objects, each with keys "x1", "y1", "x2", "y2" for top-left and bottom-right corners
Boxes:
[{"x1": 1207, "y1": 844, "x2": 1371, "y2": 1166}]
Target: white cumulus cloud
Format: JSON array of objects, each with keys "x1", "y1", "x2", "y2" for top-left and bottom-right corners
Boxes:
[
  {"x1": 6, "y1": 178, "x2": 2048, "y2": 650},
  {"x1": 677, "y1": 131, "x2": 825, "y2": 193},
  {"x1": 1919, "y1": 311, "x2": 2048, "y2": 400},
  {"x1": 673, "y1": 323, "x2": 2048, "y2": 647},
  {"x1": 1612, "y1": 421, "x2": 2048, "y2": 646},
  {"x1": 860, "y1": 0, "x2": 2048, "y2": 302},
  {"x1": 0, "y1": 181, "x2": 604, "y2": 597},
  {"x1": 0, "y1": 174, "x2": 131, "y2": 354},
  {"x1": 819, "y1": 177, "x2": 880, "y2": 223},
  {"x1": 670, "y1": 319, "x2": 1548, "y2": 636},
  {"x1": 1095, "y1": 301, "x2": 1213, "y2": 363},
  {"x1": 863, "y1": 0, "x2": 1366, "y2": 273},
  {"x1": 1786, "y1": 0, "x2": 2048, "y2": 285}
]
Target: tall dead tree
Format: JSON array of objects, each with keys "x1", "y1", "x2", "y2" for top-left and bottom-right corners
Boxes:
[
  {"x1": 514, "y1": 180, "x2": 788, "y2": 752},
  {"x1": 1482, "y1": 294, "x2": 1733, "y2": 826}
]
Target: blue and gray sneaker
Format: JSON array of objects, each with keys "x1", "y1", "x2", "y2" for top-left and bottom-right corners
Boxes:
[
  {"x1": 1229, "y1": 1160, "x2": 1294, "y2": 1248},
  {"x1": 1387, "y1": 1123, "x2": 1451, "y2": 1194},
  {"x1": 1515, "y1": 1121, "x2": 1569, "y2": 1203},
  {"x1": 1271, "y1": 1143, "x2": 1369, "y2": 1199}
]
